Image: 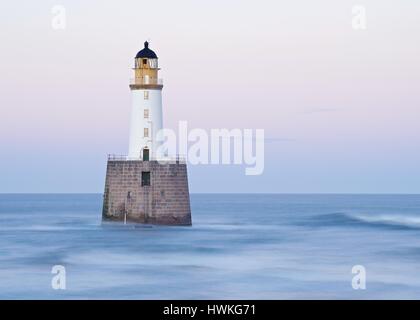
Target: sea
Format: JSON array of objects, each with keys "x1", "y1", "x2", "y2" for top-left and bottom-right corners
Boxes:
[{"x1": 0, "y1": 193, "x2": 420, "y2": 299}]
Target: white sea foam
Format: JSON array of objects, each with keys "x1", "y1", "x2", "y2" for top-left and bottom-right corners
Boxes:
[{"x1": 347, "y1": 212, "x2": 420, "y2": 228}]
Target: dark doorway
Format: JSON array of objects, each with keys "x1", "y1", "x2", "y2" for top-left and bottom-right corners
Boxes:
[
  {"x1": 143, "y1": 148, "x2": 149, "y2": 161},
  {"x1": 141, "y1": 171, "x2": 151, "y2": 186}
]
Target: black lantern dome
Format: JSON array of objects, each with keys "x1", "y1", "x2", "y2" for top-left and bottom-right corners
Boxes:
[{"x1": 135, "y1": 41, "x2": 158, "y2": 59}]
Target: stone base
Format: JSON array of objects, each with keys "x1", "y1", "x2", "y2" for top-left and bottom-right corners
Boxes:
[{"x1": 102, "y1": 160, "x2": 192, "y2": 225}]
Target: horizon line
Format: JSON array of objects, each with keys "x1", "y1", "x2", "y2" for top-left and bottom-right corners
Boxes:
[{"x1": 0, "y1": 192, "x2": 419, "y2": 195}]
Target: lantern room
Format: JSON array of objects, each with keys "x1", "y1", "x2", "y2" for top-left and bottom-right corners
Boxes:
[{"x1": 133, "y1": 41, "x2": 160, "y2": 85}]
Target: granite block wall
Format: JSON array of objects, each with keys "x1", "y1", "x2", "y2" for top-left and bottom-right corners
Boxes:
[{"x1": 102, "y1": 160, "x2": 191, "y2": 225}]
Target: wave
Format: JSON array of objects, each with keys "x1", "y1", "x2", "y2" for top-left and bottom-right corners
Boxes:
[
  {"x1": 0, "y1": 224, "x2": 98, "y2": 231},
  {"x1": 315, "y1": 212, "x2": 420, "y2": 230},
  {"x1": 349, "y1": 213, "x2": 420, "y2": 229}
]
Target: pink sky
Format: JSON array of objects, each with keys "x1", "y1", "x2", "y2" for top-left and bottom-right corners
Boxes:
[{"x1": 0, "y1": 0, "x2": 419, "y2": 192}]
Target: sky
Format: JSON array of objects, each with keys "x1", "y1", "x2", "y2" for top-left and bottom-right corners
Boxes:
[{"x1": 0, "y1": 0, "x2": 419, "y2": 193}]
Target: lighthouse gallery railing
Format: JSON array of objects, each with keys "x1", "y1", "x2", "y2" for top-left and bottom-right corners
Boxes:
[{"x1": 107, "y1": 154, "x2": 186, "y2": 163}]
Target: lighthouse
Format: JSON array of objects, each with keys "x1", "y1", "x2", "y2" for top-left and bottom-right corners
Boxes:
[
  {"x1": 102, "y1": 42, "x2": 192, "y2": 226},
  {"x1": 128, "y1": 41, "x2": 163, "y2": 160}
]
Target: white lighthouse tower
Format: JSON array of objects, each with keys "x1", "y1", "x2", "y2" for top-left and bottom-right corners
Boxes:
[
  {"x1": 128, "y1": 41, "x2": 163, "y2": 160},
  {"x1": 102, "y1": 41, "x2": 191, "y2": 226}
]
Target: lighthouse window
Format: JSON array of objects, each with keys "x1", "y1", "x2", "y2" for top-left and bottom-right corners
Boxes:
[
  {"x1": 141, "y1": 171, "x2": 151, "y2": 186},
  {"x1": 144, "y1": 128, "x2": 149, "y2": 137},
  {"x1": 144, "y1": 109, "x2": 149, "y2": 118},
  {"x1": 142, "y1": 59, "x2": 147, "y2": 65},
  {"x1": 144, "y1": 91, "x2": 149, "y2": 100}
]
